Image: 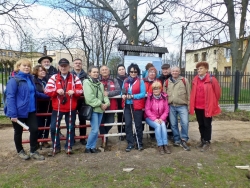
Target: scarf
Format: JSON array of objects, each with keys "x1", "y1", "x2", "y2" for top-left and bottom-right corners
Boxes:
[
  {"x1": 153, "y1": 94, "x2": 161, "y2": 99},
  {"x1": 198, "y1": 74, "x2": 207, "y2": 80},
  {"x1": 126, "y1": 76, "x2": 137, "y2": 85},
  {"x1": 117, "y1": 74, "x2": 127, "y2": 81}
]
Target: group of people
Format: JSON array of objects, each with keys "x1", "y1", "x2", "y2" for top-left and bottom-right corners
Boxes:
[{"x1": 4, "y1": 57, "x2": 221, "y2": 160}]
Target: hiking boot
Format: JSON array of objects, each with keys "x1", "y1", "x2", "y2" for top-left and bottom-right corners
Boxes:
[
  {"x1": 164, "y1": 145, "x2": 171, "y2": 154},
  {"x1": 180, "y1": 140, "x2": 191, "y2": 151},
  {"x1": 30, "y1": 151, "x2": 45, "y2": 160},
  {"x1": 59, "y1": 131, "x2": 65, "y2": 138},
  {"x1": 138, "y1": 145, "x2": 144, "y2": 151},
  {"x1": 43, "y1": 142, "x2": 50, "y2": 148},
  {"x1": 65, "y1": 148, "x2": 74, "y2": 154},
  {"x1": 125, "y1": 145, "x2": 134, "y2": 152},
  {"x1": 18, "y1": 149, "x2": 30, "y2": 160},
  {"x1": 196, "y1": 139, "x2": 205, "y2": 149},
  {"x1": 200, "y1": 142, "x2": 210, "y2": 152},
  {"x1": 80, "y1": 139, "x2": 87, "y2": 145},
  {"x1": 158, "y1": 146, "x2": 164, "y2": 155},
  {"x1": 173, "y1": 142, "x2": 180, "y2": 147},
  {"x1": 48, "y1": 148, "x2": 61, "y2": 156}
]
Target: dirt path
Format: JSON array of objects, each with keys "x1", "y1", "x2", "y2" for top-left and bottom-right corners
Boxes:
[{"x1": 0, "y1": 120, "x2": 249, "y2": 158}]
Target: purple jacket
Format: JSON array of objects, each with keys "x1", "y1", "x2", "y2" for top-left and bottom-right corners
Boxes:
[{"x1": 145, "y1": 92, "x2": 169, "y2": 121}]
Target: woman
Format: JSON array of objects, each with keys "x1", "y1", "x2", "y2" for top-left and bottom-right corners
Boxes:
[
  {"x1": 122, "y1": 63, "x2": 146, "y2": 152},
  {"x1": 4, "y1": 59, "x2": 49, "y2": 160},
  {"x1": 189, "y1": 61, "x2": 221, "y2": 152},
  {"x1": 142, "y1": 63, "x2": 154, "y2": 78},
  {"x1": 116, "y1": 64, "x2": 128, "y2": 140},
  {"x1": 145, "y1": 82, "x2": 171, "y2": 154},
  {"x1": 83, "y1": 66, "x2": 110, "y2": 153},
  {"x1": 33, "y1": 65, "x2": 51, "y2": 149},
  {"x1": 143, "y1": 66, "x2": 162, "y2": 139}
]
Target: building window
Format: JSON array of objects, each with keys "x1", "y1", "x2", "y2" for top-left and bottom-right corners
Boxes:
[
  {"x1": 2, "y1": 52, "x2": 6, "y2": 56},
  {"x1": 8, "y1": 52, "x2": 12, "y2": 57},
  {"x1": 224, "y1": 66, "x2": 231, "y2": 75},
  {"x1": 194, "y1": 54, "x2": 198, "y2": 62},
  {"x1": 224, "y1": 48, "x2": 231, "y2": 58},
  {"x1": 214, "y1": 50, "x2": 216, "y2": 55},
  {"x1": 202, "y1": 52, "x2": 207, "y2": 61}
]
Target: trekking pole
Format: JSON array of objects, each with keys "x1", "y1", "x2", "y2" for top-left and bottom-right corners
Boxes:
[
  {"x1": 53, "y1": 96, "x2": 60, "y2": 157},
  {"x1": 129, "y1": 103, "x2": 140, "y2": 149},
  {"x1": 67, "y1": 96, "x2": 72, "y2": 156},
  {"x1": 40, "y1": 100, "x2": 51, "y2": 150}
]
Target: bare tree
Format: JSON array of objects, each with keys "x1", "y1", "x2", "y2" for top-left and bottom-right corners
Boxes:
[
  {"x1": 175, "y1": 0, "x2": 250, "y2": 73},
  {"x1": 0, "y1": 0, "x2": 37, "y2": 48},
  {"x1": 64, "y1": 0, "x2": 178, "y2": 47}
]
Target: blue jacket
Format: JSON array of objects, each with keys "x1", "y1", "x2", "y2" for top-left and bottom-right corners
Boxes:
[{"x1": 4, "y1": 72, "x2": 49, "y2": 118}]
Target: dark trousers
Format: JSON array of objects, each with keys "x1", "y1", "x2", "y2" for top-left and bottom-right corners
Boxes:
[
  {"x1": 12, "y1": 112, "x2": 38, "y2": 153},
  {"x1": 37, "y1": 116, "x2": 51, "y2": 139},
  {"x1": 50, "y1": 110, "x2": 76, "y2": 149},
  {"x1": 124, "y1": 104, "x2": 143, "y2": 147},
  {"x1": 117, "y1": 111, "x2": 125, "y2": 133},
  {"x1": 195, "y1": 109, "x2": 212, "y2": 142},
  {"x1": 166, "y1": 116, "x2": 173, "y2": 136},
  {"x1": 99, "y1": 113, "x2": 114, "y2": 134},
  {"x1": 77, "y1": 100, "x2": 87, "y2": 139}
]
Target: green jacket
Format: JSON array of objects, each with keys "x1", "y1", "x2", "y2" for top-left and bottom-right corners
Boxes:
[{"x1": 83, "y1": 77, "x2": 110, "y2": 113}]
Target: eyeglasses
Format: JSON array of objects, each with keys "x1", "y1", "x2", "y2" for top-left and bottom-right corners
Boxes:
[
  {"x1": 149, "y1": 71, "x2": 156, "y2": 74},
  {"x1": 130, "y1": 71, "x2": 138, "y2": 74},
  {"x1": 153, "y1": 87, "x2": 160, "y2": 90}
]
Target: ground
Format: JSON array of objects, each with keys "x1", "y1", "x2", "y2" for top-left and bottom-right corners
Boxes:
[{"x1": 0, "y1": 120, "x2": 250, "y2": 187}]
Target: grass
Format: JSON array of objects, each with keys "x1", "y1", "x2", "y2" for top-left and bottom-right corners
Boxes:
[
  {"x1": 1, "y1": 142, "x2": 250, "y2": 187},
  {"x1": 0, "y1": 116, "x2": 11, "y2": 124}
]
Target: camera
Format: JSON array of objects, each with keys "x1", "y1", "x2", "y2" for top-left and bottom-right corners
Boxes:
[{"x1": 62, "y1": 96, "x2": 67, "y2": 104}]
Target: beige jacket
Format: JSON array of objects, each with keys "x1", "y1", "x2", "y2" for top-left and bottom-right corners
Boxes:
[{"x1": 163, "y1": 76, "x2": 190, "y2": 106}]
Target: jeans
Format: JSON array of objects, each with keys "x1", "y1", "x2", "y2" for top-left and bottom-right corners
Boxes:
[
  {"x1": 146, "y1": 118, "x2": 168, "y2": 146},
  {"x1": 99, "y1": 113, "x2": 114, "y2": 134},
  {"x1": 195, "y1": 108, "x2": 212, "y2": 142},
  {"x1": 124, "y1": 104, "x2": 143, "y2": 147},
  {"x1": 86, "y1": 112, "x2": 103, "y2": 149},
  {"x1": 169, "y1": 105, "x2": 189, "y2": 143},
  {"x1": 12, "y1": 112, "x2": 38, "y2": 153},
  {"x1": 50, "y1": 110, "x2": 76, "y2": 149}
]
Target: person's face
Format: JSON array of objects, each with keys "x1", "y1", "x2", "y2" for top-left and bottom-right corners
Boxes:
[
  {"x1": 118, "y1": 66, "x2": 126, "y2": 76},
  {"x1": 153, "y1": 87, "x2": 161, "y2": 96},
  {"x1": 148, "y1": 70, "x2": 156, "y2": 80},
  {"x1": 162, "y1": 68, "x2": 171, "y2": 76},
  {"x1": 171, "y1": 68, "x2": 180, "y2": 79},
  {"x1": 18, "y1": 63, "x2": 31, "y2": 74},
  {"x1": 100, "y1": 66, "x2": 110, "y2": 77},
  {"x1": 41, "y1": 59, "x2": 51, "y2": 69},
  {"x1": 73, "y1": 60, "x2": 82, "y2": 70},
  {"x1": 129, "y1": 67, "x2": 138, "y2": 78},
  {"x1": 58, "y1": 64, "x2": 70, "y2": 74},
  {"x1": 38, "y1": 67, "x2": 46, "y2": 78},
  {"x1": 89, "y1": 68, "x2": 99, "y2": 78},
  {"x1": 197, "y1": 66, "x2": 208, "y2": 76}
]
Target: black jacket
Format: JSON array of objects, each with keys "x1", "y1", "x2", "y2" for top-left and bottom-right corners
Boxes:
[{"x1": 158, "y1": 74, "x2": 172, "y2": 86}]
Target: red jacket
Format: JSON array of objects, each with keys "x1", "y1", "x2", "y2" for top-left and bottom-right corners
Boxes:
[
  {"x1": 189, "y1": 74, "x2": 221, "y2": 117},
  {"x1": 145, "y1": 92, "x2": 169, "y2": 121},
  {"x1": 45, "y1": 73, "x2": 83, "y2": 112},
  {"x1": 122, "y1": 78, "x2": 145, "y2": 110},
  {"x1": 143, "y1": 78, "x2": 162, "y2": 93}
]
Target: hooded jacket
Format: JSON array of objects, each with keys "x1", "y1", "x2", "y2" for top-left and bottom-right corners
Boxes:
[
  {"x1": 145, "y1": 92, "x2": 169, "y2": 121},
  {"x1": 83, "y1": 77, "x2": 110, "y2": 113},
  {"x1": 189, "y1": 74, "x2": 221, "y2": 117},
  {"x1": 4, "y1": 71, "x2": 49, "y2": 118}
]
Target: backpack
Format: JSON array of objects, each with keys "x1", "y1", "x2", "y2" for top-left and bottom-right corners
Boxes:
[
  {"x1": 3, "y1": 77, "x2": 20, "y2": 108},
  {"x1": 165, "y1": 77, "x2": 186, "y2": 88}
]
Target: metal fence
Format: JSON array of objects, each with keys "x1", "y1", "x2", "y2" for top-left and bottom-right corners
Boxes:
[{"x1": 1, "y1": 65, "x2": 250, "y2": 110}]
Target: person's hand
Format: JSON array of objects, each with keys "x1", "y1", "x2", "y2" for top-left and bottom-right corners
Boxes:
[
  {"x1": 154, "y1": 119, "x2": 160, "y2": 124},
  {"x1": 11, "y1": 118, "x2": 17, "y2": 122},
  {"x1": 104, "y1": 91, "x2": 109, "y2": 97},
  {"x1": 101, "y1": 104, "x2": 108, "y2": 111},
  {"x1": 122, "y1": 95, "x2": 126, "y2": 100},
  {"x1": 158, "y1": 119, "x2": 163, "y2": 124},
  {"x1": 67, "y1": 90, "x2": 74, "y2": 96},
  {"x1": 57, "y1": 89, "x2": 64, "y2": 95}
]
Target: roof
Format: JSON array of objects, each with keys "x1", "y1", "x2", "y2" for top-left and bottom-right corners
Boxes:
[{"x1": 118, "y1": 44, "x2": 168, "y2": 54}]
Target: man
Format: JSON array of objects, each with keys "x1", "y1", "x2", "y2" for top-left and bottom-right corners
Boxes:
[
  {"x1": 71, "y1": 58, "x2": 88, "y2": 145},
  {"x1": 99, "y1": 65, "x2": 121, "y2": 143},
  {"x1": 45, "y1": 58, "x2": 83, "y2": 156},
  {"x1": 38, "y1": 56, "x2": 58, "y2": 82},
  {"x1": 158, "y1": 64, "x2": 173, "y2": 139},
  {"x1": 164, "y1": 66, "x2": 191, "y2": 151},
  {"x1": 158, "y1": 64, "x2": 171, "y2": 86}
]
